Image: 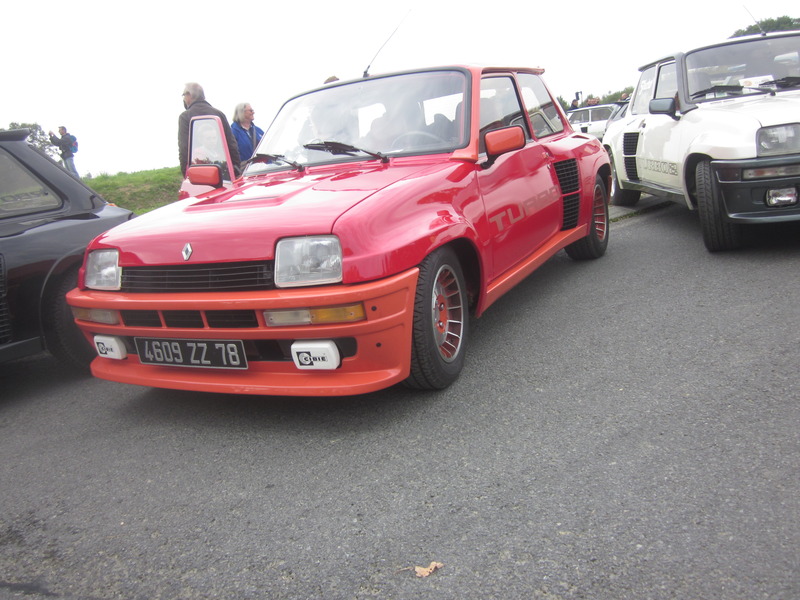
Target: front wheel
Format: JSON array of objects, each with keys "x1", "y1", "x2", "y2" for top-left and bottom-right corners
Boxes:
[
  {"x1": 696, "y1": 159, "x2": 742, "y2": 251},
  {"x1": 43, "y1": 266, "x2": 96, "y2": 371},
  {"x1": 566, "y1": 175, "x2": 610, "y2": 260},
  {"x1": 404, "y1": 247, "x2": 469, "y2": 390},
  {"x1": 608, "y1": 149, "x2": 640, "y2": 207}
]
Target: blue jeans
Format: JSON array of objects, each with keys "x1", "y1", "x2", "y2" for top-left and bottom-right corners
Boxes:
[{"x1": 63, "y1": 156, "x2": 80, "y2": 178}]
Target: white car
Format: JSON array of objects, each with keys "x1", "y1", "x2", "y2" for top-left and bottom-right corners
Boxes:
[
  {"x1": 567, "y1": 104, "x2": 617, "y2": 140},
  {"x1": 603, "y1": 30, "x2": 800, "y2": 251}
]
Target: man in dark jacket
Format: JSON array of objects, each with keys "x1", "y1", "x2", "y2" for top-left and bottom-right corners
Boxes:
[
  {"x1": 178, "y1": 83, "x2": 241, "y2": 178},
  {"x1": 48, "y1": 126, "x2": 80, "y2": 178}
]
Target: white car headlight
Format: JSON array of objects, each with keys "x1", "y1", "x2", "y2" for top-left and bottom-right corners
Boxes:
[
  {"x1": 274, "y1": 236, "x2": 342, "y2": 288},
  {"x1": 84, "y1": 249, "x2": 122, "y2": 290},
  {"x1": 757, "y1": 124, "x2": 800, "y2": 156}
]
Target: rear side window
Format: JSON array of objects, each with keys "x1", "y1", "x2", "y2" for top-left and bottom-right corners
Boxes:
[
  {"x1": 0, "y1": 148, "x2": 61, "y2": 218},
  {"x1": 516, "y1": 73, "x2": 565, "y2": 138}
]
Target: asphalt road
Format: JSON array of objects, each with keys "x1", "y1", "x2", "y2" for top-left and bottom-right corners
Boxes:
[{"x1": 1, "y1": 203, "x2": 798, "y2": 600}]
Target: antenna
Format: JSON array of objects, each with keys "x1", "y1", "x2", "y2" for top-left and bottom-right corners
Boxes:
[
  {"x1": 363, "y1": 10, "x2": 411, "y2": 78},
  {"x1": 743, "y1": 5, "x2": 766, "y2": 35}
]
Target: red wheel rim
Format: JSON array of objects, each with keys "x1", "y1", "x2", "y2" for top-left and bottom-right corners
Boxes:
[{"x1": 592, "y1": 183, "x2": 608, "y2": 242}]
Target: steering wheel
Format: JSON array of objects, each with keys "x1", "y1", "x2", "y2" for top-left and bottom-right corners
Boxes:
[{"x1": 391, "y1": 131, "x2": 445, "y2": 150}]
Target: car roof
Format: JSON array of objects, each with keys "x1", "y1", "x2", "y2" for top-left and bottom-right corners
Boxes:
[
  {"x1": 638, "y1": 29, "x2": 800, "y2": 71},
  {"x1": 303, "y1": 65, "x2": 547, "y2": 94},
  {"x1": 0, "y1": 129, "x2": 31, "y2": 142}
]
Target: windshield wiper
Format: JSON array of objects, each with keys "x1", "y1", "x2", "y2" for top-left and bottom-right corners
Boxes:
[
  {"x1": 761, "y1": 76, "x2": 800, "y2": 90},
  {"x1": 246, "y1": 153, "x2": 305, "y2": 172},
  {"x1": 690, "y1": 84, "x2": 745, "y2": 99},
  {"x1": 303, "y1": 140, "x2": 389, "y2": 163}
]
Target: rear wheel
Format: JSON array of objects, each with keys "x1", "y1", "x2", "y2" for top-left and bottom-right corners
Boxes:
[
  {"x1": 609, "y1": 149, "x2": 640, "y2": 207},
  {"x1": 43, "y1": 267, "x2": 95, "y2": 371},
  {"x1": 696, "y1": 159, "x2": 742, "y2": 251},
  {"x1": 404, "y1": 246, "x2": 468, "y2": 390},
  {"x1": 566, "y1": 175, "x2": 609, "y2": 260}
]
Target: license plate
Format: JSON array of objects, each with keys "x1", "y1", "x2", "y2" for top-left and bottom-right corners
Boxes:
[{"x1": 134, "y1": 338, "x2": 248, "y2": 369}]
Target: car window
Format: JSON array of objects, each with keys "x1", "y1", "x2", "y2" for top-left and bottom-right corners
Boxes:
[
  {"x1": 250, "y1": 70, "x2": 468, "y2": 171},
  {"x1": 654, "y1": 62, "x2": 678, "y2": 100},
  {"x1": 190, "y1": 119, "x2": 233, "y2": 181},
  {"x1": 592, "y1": 107, "x2": 614, "y2": 120},
  {"x1": 478, "y1": 76, "x2": 529, "y2": 153},
  {"x1": 686, "y1": 34, "x2": 800, "y2": 101},
  {"x1": 516, "y1": 73, "x2": 565, "y2": 138},
  {"x1": 568, "y1": 109, "x2": 588, "y2": 123},
  {"x1": 0, "y1": 148, "x2": 62, "y2": 218},
  {"x1": 630, "y1": 65, "x2": 658, "y2": 115}
]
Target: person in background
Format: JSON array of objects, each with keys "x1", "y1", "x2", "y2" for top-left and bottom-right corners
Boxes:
[
  {"x1": 231, "y1": 103, "x2": 264, "y2": 164},
  {"x1": 569, "y1": 98, "x2": 579, "y2": 111},
  {"x1": 48, "y1": 126, "x2": 80, "y2": 178},
  {"x1": 178, "y1": 82, "x2": 241, "y2": 177}
]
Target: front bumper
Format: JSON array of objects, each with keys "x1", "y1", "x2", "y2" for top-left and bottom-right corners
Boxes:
[
  {"x1": 712, "y1": 155, "x2": 800, "y2": 223},
  {"x1": 67, "y1": 268, "x2": 418, "y2": 396}
]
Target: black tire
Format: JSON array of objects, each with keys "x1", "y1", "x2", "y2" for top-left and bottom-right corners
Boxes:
[
  {"x1": 404, "y1": 246, "x2": 468, "y2": 390},
  {"x1": 566, "y1": 175, "x2": 610, "y2": 260},
  {"x1": 43, "y1": 267, "x2": 95, "y2": 371},
  {"x1": 696, "y1": 159, "x2": 742, "y2": 251},
  {"x1": 608, "y1": 149, "x2": 640, "y2": 207}
]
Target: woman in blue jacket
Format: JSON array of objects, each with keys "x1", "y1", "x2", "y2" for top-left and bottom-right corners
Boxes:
[{"x1": 231, "y1": 103, "x2": 264, "y2": 164}]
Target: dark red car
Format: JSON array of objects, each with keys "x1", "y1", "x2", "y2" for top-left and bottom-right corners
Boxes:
[{"x1": 68, "y1": 66, "x2": 611, "y2": 395}]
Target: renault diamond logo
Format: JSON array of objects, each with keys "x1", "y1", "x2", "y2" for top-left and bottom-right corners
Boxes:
[{"x1": 182, "y1": 243, "x2": 193, "y2": 261}]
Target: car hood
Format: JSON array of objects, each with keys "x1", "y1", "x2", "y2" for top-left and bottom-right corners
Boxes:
[
  {"x1": 94, "y1": 161, "x2": 444, "y2": 265},
  {"x1": 698, "y1": 90, "x2": 800, "y2": 127}
]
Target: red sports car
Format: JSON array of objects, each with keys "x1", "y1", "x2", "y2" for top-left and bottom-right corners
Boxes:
[{"x1": 68, "y1": 66, "x2": 611, "y2": 396}]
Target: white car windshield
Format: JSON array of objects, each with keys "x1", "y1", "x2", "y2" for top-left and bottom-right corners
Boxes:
[
  {"x1": 246, "y1": 70, "x2": 468, "y2": 174},
  {"x1": 686, "y1": 34, "x2": 800, "y2": 102}
]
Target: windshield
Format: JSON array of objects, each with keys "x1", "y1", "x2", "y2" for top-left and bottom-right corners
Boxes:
[
  {"x1": 686, "y1": 34, "x2": 800, "y2": 102},
  {"x1": 246, "y1": 70, "x2": 468, "y2": 174}
]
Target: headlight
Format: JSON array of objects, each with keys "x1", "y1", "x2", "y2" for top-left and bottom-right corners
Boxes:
[
  {"x1": 757, "y1": 124, "x2": 800, "y2": 156},
  {"x1": 274, "y1": 236, "x2": 342, "y2": 288},
  {"x1": 84, "y1": 249, "x2": 122, "y2": 290}
]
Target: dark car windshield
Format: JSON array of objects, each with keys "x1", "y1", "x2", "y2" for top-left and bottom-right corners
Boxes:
[
  {"x1": 686, "y1": 34, "x2": 800, "y2": 102},
  {"x1": 246, "y1": 70, "x2": 468, "y2": 174}
]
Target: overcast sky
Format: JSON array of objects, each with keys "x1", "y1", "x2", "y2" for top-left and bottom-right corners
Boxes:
[{"x1": 3, "y1": 0, "x2": 797, "y2": 177}]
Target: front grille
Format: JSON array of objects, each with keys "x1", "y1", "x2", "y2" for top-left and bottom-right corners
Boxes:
[
  {"x1": 121, "y1": 261, "x2": 274, "y2": 293},
  {"x1": 121, "y1": 309, "x2": 260, "y2": 329},
  {"x1": 554, "y1": 159, "x2": 580, "y2": 194},
  {"x1": 0, "y1": 254, "x2": 11, "y2": 344},
  {"x1": 562, "y1": 193, "x2": 581, "y2": 230},
  {"x1": 163, "y1": 311, "x2": 205, "y2": 328}
]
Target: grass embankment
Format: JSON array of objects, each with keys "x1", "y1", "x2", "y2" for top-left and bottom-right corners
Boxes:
[{"x1": 89, "y1": 167, "x2": 183, "y2": 214}]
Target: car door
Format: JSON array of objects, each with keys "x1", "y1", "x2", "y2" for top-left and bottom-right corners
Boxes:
[
  {"x1": 475, "y1": 74, "x2": 562, "y2": 277},
  {"x1": 178, "y1": 116, "x2": 237, "y2": 199},
  {"x1": 630, "y1": 61, "x2": 684, "y2": 194}
]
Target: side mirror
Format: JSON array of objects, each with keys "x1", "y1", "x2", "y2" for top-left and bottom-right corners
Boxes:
[
  {"x1": 649, "y1": 97, "x2": 679, "y2": 120},
  {"x1": 187, "y1": 164, "x2": 223, "y2": 188},
  {"x1": 482, "y1": 126, "x2": 526, "y2": 168}
]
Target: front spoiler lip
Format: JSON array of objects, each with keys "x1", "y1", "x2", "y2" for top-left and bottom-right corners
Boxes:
[{"x1": 68, "y1": 269, "x2": 419, "y2": 397}]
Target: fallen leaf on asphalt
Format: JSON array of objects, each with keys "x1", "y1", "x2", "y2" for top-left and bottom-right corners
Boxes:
[{"x1": 415, "y1": 562, "x2": 444, "y2": 577}]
